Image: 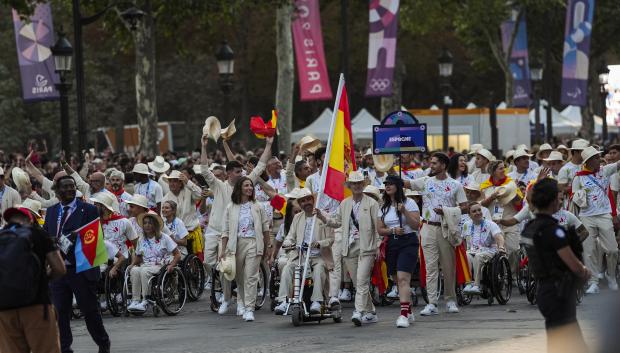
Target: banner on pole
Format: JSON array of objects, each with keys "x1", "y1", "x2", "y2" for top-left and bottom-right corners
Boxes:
[
  {"x1": 365, "y1": 0, "x2": 399, "y2": 97},
  {"x1": 560, "y1": 0, "x2": 595, "y2": 106},
  {"x1": 291, "y1": 0, "x2": 332, "y2": 101},
  {"x1": 12, "y1": 3, "x2": 59, "y2": 102},
  {"x1": 500, "y1": 15, "x2": 532, "y2": 107}
]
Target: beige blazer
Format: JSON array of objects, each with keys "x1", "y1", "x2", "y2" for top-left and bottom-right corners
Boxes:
[
  {"x1": 1, "y1": 185, "x2": 21, "y2": 223},
  {"x1": 284, "y1": 212, "x2": 334, "y2": 270},
  {"x1": 222, "y1": 201, "x2": 270, "y2": 256},
  {"x1": 324, "y1": 195, "x2": 380, "y2": 257}
]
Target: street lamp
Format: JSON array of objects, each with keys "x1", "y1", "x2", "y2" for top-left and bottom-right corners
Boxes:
[
  {"x1": 215, "y1": 40, "x2": 235, "y2": 122},
  {"x1": 51, "y1": 31, "x2": 73, "y2": 154},
  {"x1": 599, "y1": 62, "x2": 610, "y2": 142},
  {"x1": 438, "y1": 48, "x2": 453, "y2": 152},
  {"x1": 530, "y1": 59, "x2": 543, "y2": 145}
]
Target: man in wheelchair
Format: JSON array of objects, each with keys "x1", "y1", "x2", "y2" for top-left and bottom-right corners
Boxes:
[
  {"x1": 462, "y1": 202, "x2": 506, "y2": 295},
  {"x1": 274, "y1": 188, "x2": 334, "y2": 315}
]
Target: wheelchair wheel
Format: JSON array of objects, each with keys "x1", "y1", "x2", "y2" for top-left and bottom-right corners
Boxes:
[
  {"x1": 269, "y1": 263, "x2": 280, "y2": 311},
  {"x1": 516, "y1": 248, "x2": 528, "y2": 295},
  {"x1": 184, "y1": 255, "x2": 206, "y2": 301},
  {"x1": 155, "y1": 267, "x2": 187, "y2": 316},
  {"x1": 105, "y1": 268, "x2": 126, "y2": 317},
  {"x1": 576, "y1": 285, "x2": 584, "y2": 304},
  {"x1": 456, "y1": 285, "x2": 472, "y2": 306},
  {"x1": 254, "y1": 263, "x2": 268, "y2": 310},
  {"x1": 492, "y1": 255, "x2": 512, "y2": 305},
  {"x1": 526, "y1": 272, "x2": 537, "y2": 304},
  {"x1": 290, "y1": 304, "x2": 302, "y2": 327},
  {"x1": 210, "y1": 269, "x2": 222, "y2": 312}
]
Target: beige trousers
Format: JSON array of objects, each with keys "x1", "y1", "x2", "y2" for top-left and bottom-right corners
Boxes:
[
  {"x1": 501, "y1": 228, "x2": 520, "y2": 278},
  {"x1": 467, "y1": 251, "x2": 494, "y2": 286},
  {"x1": 131, "y1": 265, "x2": 162, "y2": 301},
  {"x1": 204, "y1": 232, "x2": 232, "y2": 301},
  {"x1": 343, "y1": 251, "x2": 376, "y2": 313},
  {"x1": 328, "y1": 227, "x2": 342, "y2": 298},
  {"x1": 581, "y1": 214, "x2": 619, "y2": 285},
  {"x1": 421, "y1": 224, "x2": 456, "y2": 305},
  {"x1": 278, "y1": 256, "x2": 327, "y2": 302},
  {"x1": 235, "y1": 238, "x2": 261, "y2": 310}
]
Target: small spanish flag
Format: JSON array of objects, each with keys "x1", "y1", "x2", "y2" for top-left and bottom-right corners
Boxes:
[
  {"x1": 250, "y1": 110, "x2": 277, "y2": 139},
  {"x1": 455, "y1": 243, "x2": 471, "y2": 285},
  {"x1": 270, "y1": 193, "x2": 287, "y2": 216}
]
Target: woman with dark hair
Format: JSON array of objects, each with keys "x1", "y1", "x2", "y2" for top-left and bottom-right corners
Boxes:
[
  {"x1": 376, "y1": 175, "x2": 420, "y2": 328},
  {"x1": 270, "y1": 199, "x2": 302, "y2": 267},
  {"x1": 447, "y1": 153, "x2": 472, "y2": 188},
  {"x1": 220, "y1": 177, "x2": 270, "y2": 321}
]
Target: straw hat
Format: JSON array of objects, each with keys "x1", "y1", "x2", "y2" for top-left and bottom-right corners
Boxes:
[
  {"x1": 543, "y1": 151, "x2": 564, "y2": 162},
  {"x1": 513, "y1": 149, "x2": 532, "y2": 161},
  {"x1": 90, "y1": 192, "x2": 116, "y2": 212},
  {"x1": 285, "y1": 187, "x2": 313, "y2": 200},
  {"x1": 496, "y1": 182, "x2": 518, "y2": 206},
  {"x1": 405, "y1": 189, "x2": 422, "y2": 197},
  {"x1": 220, "y1": 119, "x2": 237, "y2": 140},
  {"x1": 570, "y1": 139, "x2": 589, "y2": 150},
  {"x1": 363, "y1": 185, "x2": 381, "y2": 200},
  {"x1": 294, "y1": 155, "x2": 303, "y2": 163},
  {"x1": 468, "y1": 144, "x2": 484, "y2": 155},
  {"x1": 11, "y1": 167, "x2": 31, "y2": 192},
  {"x1": 476, "y1": 148, "x2": 495, "y2": 162},
  {"x1": 581, "y1": 146, "x2": 603, "y2": 164},
  {"x1": 363, "y1": 148, "x2": 373, "y2": 157},
  {"x1": 504, "y1": 150, "x2": 515, "y2": 160},
  {"x1": 132, "y1": 163, "x2": 151, "y2": 175},
  {"x1": 536, "y1": 143, "x2": 553, "y2": 159},
  {"x1": 20, "y1": 199, "x2": 42, "y2": 218},
  {"x1": 137, "y1": 210, "x2": 164, "y2": 231},
  {"x1": 347, "y1": 170, "x2": 366, "y2": 183},
  {"x1": 373, "y1": 154, "x2": 395, "y2": 172},
  {"x1": 217, "y1": 256, "x2": 236, "y2": 282},
  {"x1": 125, "y1": 194, "x2": 149, "y2": 209},
  {"x1": 203, "y1": 116, "x2": 222, "y2": 141},
  {"x1": 0, "y1": 167, "x2": 4, "y2": 176},
  {"x1": 148, "y1": 156, "x2": 170, "y2": 174},
  {"x1": 162, "y1": 170, "x2": 183, "y2": 182},
  {"x1": 557, "y1": 144, "x2": 569, "y2": 153},
  {"x1": 515, "y1": 144, "x2": 529, "y2": 152},
  {"x1": 299, "y1": 135, "x2": 321, "y2": 153},
  {"x1": 464, "y1": 182, "x2": 481, "y2": 192}
]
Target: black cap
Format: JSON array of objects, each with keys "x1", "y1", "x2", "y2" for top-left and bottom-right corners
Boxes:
[{"x1": 384, "y1": 175, "x2": 403, "y2": 186}]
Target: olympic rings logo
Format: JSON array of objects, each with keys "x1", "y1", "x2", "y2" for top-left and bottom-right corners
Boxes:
[{"x1": 369, "y1": 79, "x2": 391, "y2": 92}]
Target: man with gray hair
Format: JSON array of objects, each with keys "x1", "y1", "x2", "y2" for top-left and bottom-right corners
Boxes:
[{"x1": 107, "y1": 169, "x2": 131, "y2": 217}]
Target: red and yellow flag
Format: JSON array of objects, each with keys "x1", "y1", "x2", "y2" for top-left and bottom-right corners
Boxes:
[
  {"x1": 270, "y1": 193, "x2": 287, "y2": 216},
  {"x1": 250, "y1": 110, "x2": 277, "y2": 139},
  {"x1": 323, "y1": 83, "x2": 356, "y2": 201}
]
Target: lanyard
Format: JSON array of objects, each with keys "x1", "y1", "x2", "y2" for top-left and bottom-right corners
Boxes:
[
  {"x1": 585, "y1": 175, "x2": 607, "y2": 194},
  {"x1": 139, "y1": 181, "x2": 151, "y2": 199}
]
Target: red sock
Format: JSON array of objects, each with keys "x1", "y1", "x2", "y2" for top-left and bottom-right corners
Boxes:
[{"x1": 400, "y1": 302, "x2": 410, "y2": 317}]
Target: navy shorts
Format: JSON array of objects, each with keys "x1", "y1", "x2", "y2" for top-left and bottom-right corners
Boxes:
[{"x1": 385, "y1": 232, "x2": 419, "y2": 275}]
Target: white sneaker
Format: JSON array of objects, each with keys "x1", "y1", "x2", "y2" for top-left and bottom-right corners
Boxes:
[
  {"x1": 309, "y1": 301, "x2": 321, "y2": 314},
  {"x1": 100, "y1": 300, "x2": 107, "y2": 311},
  {"x1": 408, "y1": 313, "x2": 415, "y2": 323},
  {"x1": 328, "y1": 297, "x2": 340, "y2": 306},
  {"x1": 215, "y1": 292, "x2": 223, "y2": 303},
  {"x1": 585, "y1": 283, "x2": 600, "y2": 294},
  {"x1": 387, "y1": 285, "x2": 399, "y2": 298},
  {"x1": 420, "y1": 303, "x2": 438, "y2": 316},
  {"x1": 607, "y1": 276, "x2": 619, "y2": 291},
  {"x1": 237, "y1": 305, "x2": 246, "y2": 316},
  {"x1": 218, "y1": 301, "x2": 230, "y2": 315},
  {"x1": 462, "y1": 284, "x2": 473, "y2": 293},
  {"x1": 243, "y1": 310, "x2": 255, "y2": 321},
  {"x1": 468, "y1": 285, "x2": 482, "y2": 295},
  {"x1": 396, "y1": 315, "x2": 410, "y2": 328},
  {"x1": 351, "y1": 311, "x2": 362, "y2": 326},
  {"x1": 127, "y1": 300, "x2": 140, "y2": 310},
  {"x1": 205, "y1": 278, "x2": 212, "y2": 290},
  {"x1": 446, "y1": 301, "x2": 459, "y2": 313},
  {"x1": 274, "y1": 302, "x2": 287, "y2": 315},
  {"x1": 133, "y1": 301, "x2": 147, "y2": 312},
  {"x1": 362, "y1": 312, "x2": 378, "y2": 324},
  {"x1": 339, "y1": 288, "x2": 352, "y2": 301},
  {"x1": 597, "y1": 272, "x2": 605, "y2": 280}
]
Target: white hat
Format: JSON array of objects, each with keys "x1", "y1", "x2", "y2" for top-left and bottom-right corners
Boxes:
[
  {"x1": 557, "y1": 144, "x2": 569, "y2": 153},
  {"x1": 0, "y1": 167, "x2": 4, "y2": 175},
  {"x1": 109, "y1": 169, "x2": 125, "y2": 180},
  {"x1": 464, "y1": 182, "x2": 481, "y2": 192},
  {"x1": 515, "y1": 144, "x2": 529, "y2": 152},
  {"x1": 217, "y1": 256, "x2": 236, "y2": 282},
  {"x1": 476, "y1": 148, "x2": 495, "y2": 162},
  {"x1": 203, "y1": 116, "x2": 222, "y2": 141},
  {"x1": 513, "y1": 149, "x2": 532, "y2": 161},
  {"x1": 364, "y1": 148, "x2": 372, "y2": 157},
  {"x1": 347, "y1": 170, "x2": 365, "y2": 183},
  {"x1": 505, "y1": 150, "x2": 515, "y2": 160},
  {"x1": 468, "y1": 144, "x2": 484, "y2": 155},
  {"x1": 90, "y1": 192, "x2": 116, "y2": 212},
  {"x1": 20, "y1": 198, "x2": 42, "y2": 218},
  {"x1": 162, "y1": 170, "x2": 183, "y2": 182},
  {"x1": 570, "y1": 139, "x2": 589, "y2": 150},
  {"x1": 285, "y1": 187, "x2": 313, "y2": 200},
  {"x1": 148, "y1": 156, "x2": 170, "y2": 174},
  {"x1": 496, "y1": 182, "x2": 518, "y2": 206},
  {"x1": 11, "y1": 167, "x2": 31, "y2": 192},
  {"x1": 581, "y1": 146, "x2": 603, "y2": 164},
  {"x1": 294, "y1": 155, "x2": 303, "y2": 163},
  {"x1": 405, "y1": 188, "x2": 422, "y2": 197},
  {"x1": 132, "y1": 163, "x2": 151, "y2": 175},
  {"x1": 137, "y1": 210, "x2": 164, "y2": 231},
  {"x1": 125, "y1": 194, "x2": 149, "y2": 209},
  {"x1": 373, "y1": 154, "x2": 395, "y2": 172},
  {"x1": 536, "y1": 143, "x2": 553, "y2": 159},
  {"x1": 543, "y1": 151, "x2": 564, "y2": 162},
  {"x1": 299, "y1": 135, "x2": 321, "y2": 153},
  {"x1": 220, "y1": 119, "x2": 237, "y2": 140},
  {"x1": 362, "y1": 185, "x2": 381, "y2": 200}
]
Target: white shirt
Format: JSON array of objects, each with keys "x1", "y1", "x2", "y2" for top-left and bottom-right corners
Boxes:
[
  {"x1": 303, "y1": 218, "x2": 320, "y2": 257},
  {"x1": 514, "y1": 204, "x2": 582, "y2": 229},
  {"x1": 571, "y1": 164, "x2": 618, "y2": 217},
  {"x1": 275, "y1": 223, "x2": 286, "y2": 242},
  {"x1": 104, "y1": 240, "x2": 119, "y2": 261},
  {"x1": 129, "y1": 216, "x2": 171, "y2": 239},
  {"x1": 401, "y1": 168, "x2": 427, "y2": 181},
  {"x1": 456, "y1": 174, "x2": 473, "y2": 189},
  {"x1": 462, "y1": 219, "x2": 502, "y2": 253},
  {"x1": 459, "y1": 207, "x2": 492, "y2": 229},
  {"x1": 508, "y1": 169, "x2": 536, "y2": 186},
  {"x1": 102, "y1": 217, "x2": 138, "y2": 258},
  {"x1": 306, "y1": 172, "x2": 340, "y2": 215},
  {"x1": 134, "y1": 179, "x2": 163, "y2": 209},
  {"x1": 410, "y1": 176, "x2": 467, "y2": 223},
  {"x1": 377, "y1": 198, "x2": 420, "y2": 234},
  {"x1": 558, "y1": 161, "x2": 581, "y2": 185},
  {"x1": 237, "y1": 202, "x2": 256, "y2": 238},
  {"x1": 136, "y1": 233, "x2": 177, "y2": 266},
  {"x1": 164, "y1": 217, "x2": 189, "y2": 256}
]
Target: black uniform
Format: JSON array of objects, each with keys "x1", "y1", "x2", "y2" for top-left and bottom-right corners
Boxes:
[{"x1": 521, "y1": 213, "x2": 581, "y2": 329}]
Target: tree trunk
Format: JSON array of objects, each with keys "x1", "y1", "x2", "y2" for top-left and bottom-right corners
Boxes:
[
  {"x1": 380, "y1": 55, "x2": 406, "y2": 118},
  {"x1": 132, "y1": 0, "x2": 158, "y2": 157},
  {"x1": 579, "y1": 57, "x2": 599, "y2": 140},
  {"x1": 275, "y1": 0, "x2": 294, "y2": 154},
  {"x1": 504, "y1": 70, "x2": 513, "y2": 107}
]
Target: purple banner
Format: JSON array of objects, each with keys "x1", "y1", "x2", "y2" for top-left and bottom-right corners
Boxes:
[
  {"x1": 365, "y1": 0, "x2": 399, "y2": 97},
  {"x1": 501, "y1": 15, "x2": 531, "y2": 107},
  {"x1": 12, "y1": 4, "x2": 59, "y2": 102},
  {"x1": 560, "y1": 0, "x2": 595, "y2": 106}
]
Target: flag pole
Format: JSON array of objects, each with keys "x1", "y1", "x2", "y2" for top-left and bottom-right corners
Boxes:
[{"x1": 298, "y1": 73, "x2": 345, "y2": 304}]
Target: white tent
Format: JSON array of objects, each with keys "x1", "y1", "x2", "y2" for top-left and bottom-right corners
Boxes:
[
  {"x1": 560, "y1": 105, "x2": 618, "y2": 134},
  {"x1": 497, "y1": 101, "x2": 507, "y2": 109},
  {"x1": 429, "y1": 104, "x2": 439, "y2": 110},
  {"x1": 529, "y1": 100, "x2": 580, "y2": 135},
  {"x1": 466, "y1": 102, "x2": 477, "y2": 109},
  {"x1": 351, "y1": 108, "x2": 381, "y2": 139},
  {"x1": 291, "y1": 108, "x2": 333, "y2": 142}
]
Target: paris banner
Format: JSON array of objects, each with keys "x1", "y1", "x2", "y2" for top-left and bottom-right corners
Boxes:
[
  {"x1": 291, "y1": 0, "x2": 332, "y2": 101},
  {"x1": 560, "y1": 0, "x2": 595, "y2": 106},
  {"x1": 500, "y1": 15, "x2": 531, "y2": 107},
  {"x1": 12, "y1": 3, "x2": 59, "y2": 102},
  {"x1": 365, "y1": 0, "x2": 399, "y2": 97}
]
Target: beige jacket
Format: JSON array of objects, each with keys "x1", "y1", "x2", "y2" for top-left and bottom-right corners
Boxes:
[
  {"x1": 1, "y1": 185, "x2": 21, "y2": 223},
  {"x1": 324, "y1": 195, "x2": 380, "y2": 257},
  {"x1": 441, "y1": 206, "x2": 463, "y2": 247},
  {"x1": 162, "y1": 180, "x2": 202, "y2": 230},
  {"x1": 284, "y1": 212, "x2": 335, "y2": 270},
  {"x1": 201, "y1": 161, "x2": 266, "y2": 234},
  {"x1": 222, "y1": 201, "x2": 270, "y2": 256}
]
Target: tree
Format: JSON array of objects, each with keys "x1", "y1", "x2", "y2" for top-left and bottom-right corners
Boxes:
[{"x1": 275, "y1": 0, "x2": 294, "y2": 155}]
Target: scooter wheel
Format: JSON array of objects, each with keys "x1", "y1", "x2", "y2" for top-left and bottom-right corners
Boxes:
[{"x1": 291, "y1": 306, "x2": 302, "y2": 327}]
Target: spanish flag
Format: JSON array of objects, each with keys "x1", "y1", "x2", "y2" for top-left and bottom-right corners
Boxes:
[
  {"x1": 270, "y1": 193, "x2": 287, "y2": 216},
  {"x1": 74, "y1": 218, "x2": 108, "y2": 273},
  {"x1": 323, "y1": 76, "x2": 356, "y2": 202},
  {"x1": 250, "y1": 110, "x2": 277, "y2": 139}
]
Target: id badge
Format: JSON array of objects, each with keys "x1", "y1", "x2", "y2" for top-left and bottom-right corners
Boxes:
[
  {"x1": 492, "y1": 205, "x2": 504, "y2": 221},
  {"x1": 58, "y1": 234, "x2": 73, "y2": 255}
]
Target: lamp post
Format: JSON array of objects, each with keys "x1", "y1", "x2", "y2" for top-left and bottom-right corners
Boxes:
[
  {"x1": 215, "y1": 41, "x2": 235, "y2": 123},
  {"x1": 51, "y1": 31, "x2": 74, "y2": 154},
  {"x1": 438, "y1": 48, "x2": 453, "y2": 152},
  {"x1": 530, "y1": 60, "x2": 543, "y2": 145},
  {"x1": 599, "y1": 62, "x2": 610, "y2": 143}
]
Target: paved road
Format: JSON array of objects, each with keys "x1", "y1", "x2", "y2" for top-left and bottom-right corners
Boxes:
[{"x1": 70, "y1": 289, "x2": 610, "y2": 353}]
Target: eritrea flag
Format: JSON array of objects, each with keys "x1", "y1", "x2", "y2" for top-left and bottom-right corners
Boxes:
[{"x1": 74, "y1": 218, "x2": 108, "y2": 273}]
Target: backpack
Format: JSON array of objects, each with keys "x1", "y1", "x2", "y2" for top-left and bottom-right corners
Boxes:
[{"x1": 0, "y1": 226, "x2": 42, "y2": 310}]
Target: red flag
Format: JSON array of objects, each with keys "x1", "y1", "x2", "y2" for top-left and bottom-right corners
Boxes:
[{"x1": 250, "y1": 110, "x2": 277, "y2": 139}]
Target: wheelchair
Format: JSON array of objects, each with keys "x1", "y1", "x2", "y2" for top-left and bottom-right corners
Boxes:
[
  {"x1": 269, "y1": 259, "x2": 281, "y2": 311},
  {"x1": 463, "y1": 252, "x2": 513, "y2": 305},
  {"x1": 210, "y1": 262, "x2": 268, "y2": 312},
  {"x1": 181, "y1": 253, "x2": 206, "y2": 301},
  {"x1": 124, "y1": 264, "x2": 188, "y2": 316},
  {"x1": 102, "y1": 259, "x2": 128, "y2": 317}
]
